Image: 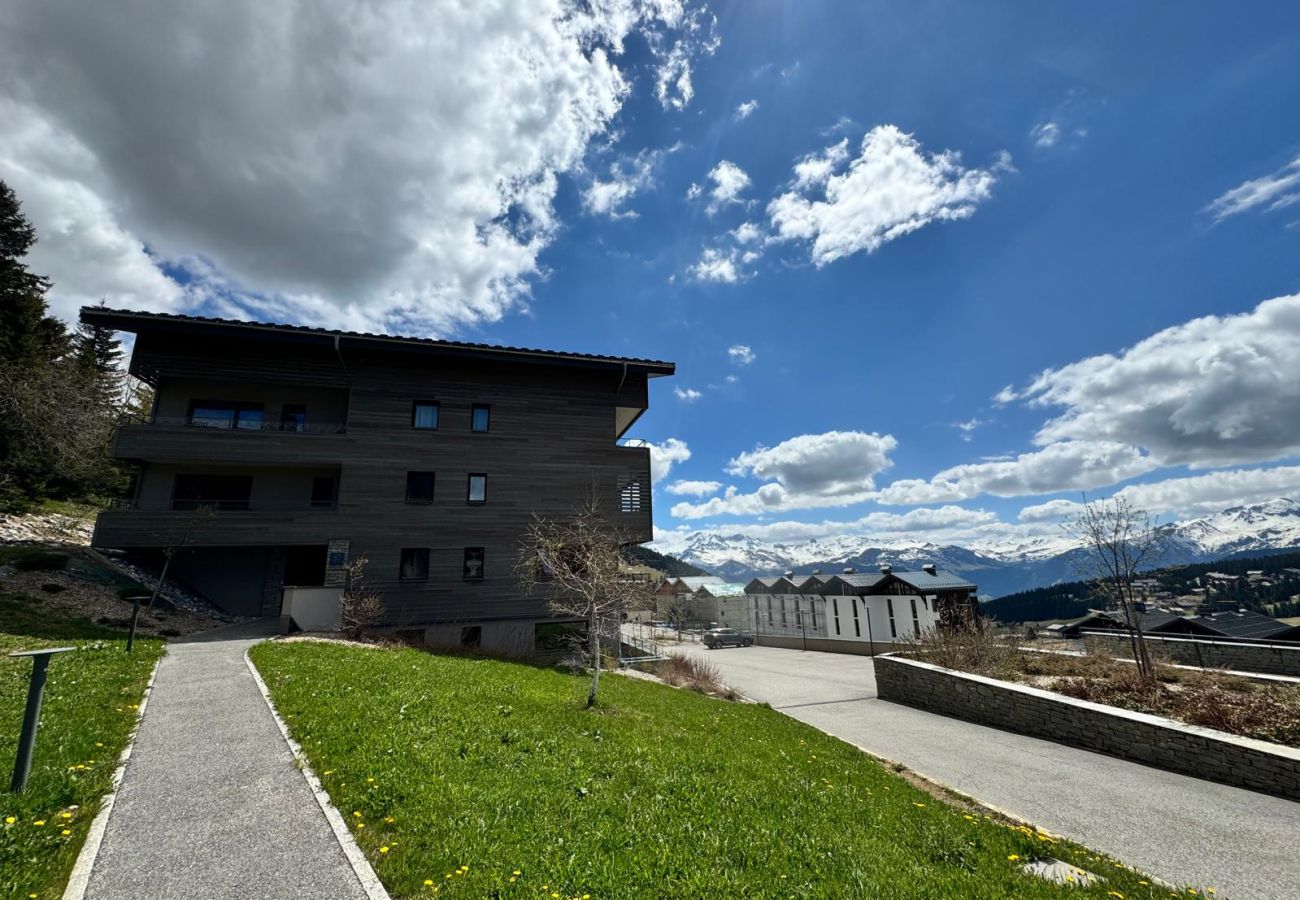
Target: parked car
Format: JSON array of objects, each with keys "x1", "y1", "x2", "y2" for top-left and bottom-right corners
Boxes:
[{"x1": 703, "y1": 627, "x2": 754, "y2": 649}]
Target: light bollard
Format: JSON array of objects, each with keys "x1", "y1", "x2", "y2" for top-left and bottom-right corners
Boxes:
[{"x1": 8, "y1": 647, "x2": 76, "y2": 793}]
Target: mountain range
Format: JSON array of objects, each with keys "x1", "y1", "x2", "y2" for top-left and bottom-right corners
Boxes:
[{"x1": 652, "y1": 498, "x2": 1300, "y2": 598}]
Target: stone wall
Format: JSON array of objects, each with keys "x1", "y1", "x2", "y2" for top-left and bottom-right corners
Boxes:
[
  {"x1": 1082, "y1": 631, "x2": 1300, "y2": 677},
  {"x1": 874, "y1": 653, "x2": 1300, "y2": 802},
  {"x1": 756, "y1": 635, "x2": 898, "y2": 656}
]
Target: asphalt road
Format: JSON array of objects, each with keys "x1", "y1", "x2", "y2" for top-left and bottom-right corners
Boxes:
[{"x1": 668, "y1": 639, "x2": 1300, "y2": 900}]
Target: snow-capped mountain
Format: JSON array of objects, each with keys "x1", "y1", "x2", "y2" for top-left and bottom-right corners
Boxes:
[{"x1": 653, "y1": 498, "x2": 1300, "y2": 598}]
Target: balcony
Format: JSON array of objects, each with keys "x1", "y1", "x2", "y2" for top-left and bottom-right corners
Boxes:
[
  {"x1": 94, "y1": 499, "x2": 341, "y2": 549},
  {"x1": 612, "y1": 440, "x2": 653, "y2": 544},
  {"x1": 112, "y1": 415, "x2": 351, "y2": 464}
]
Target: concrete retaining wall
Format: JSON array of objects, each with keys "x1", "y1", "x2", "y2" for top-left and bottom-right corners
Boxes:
[
  {"x1": 756, "y1": 635, "x2": 900, "y2": 656},
  {"x1": 1082, "y1": 631, "x2": 1300, "y2": 677},
  {"x1": 874, "y1": 653, "x2": 1300, "y2": 802}
]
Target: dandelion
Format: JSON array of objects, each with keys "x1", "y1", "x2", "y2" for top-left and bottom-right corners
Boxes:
[
  {"x1": 424, "y1": 880, "x2": 434, "y2": 886},
  {"x1": 912, "y1": 802, "x2": 925, "y2": 808},
  {"x1": 1007, "y1": 854, "x2": 1020, "y2": 861},
  {"x1": 379, "y1": 847, "x2": 389, "y2": 854},
  {"x1": 60, "y1": 812, "x2": 72, "y2": 819},
  {"x1": 323, "y1": 770, "x2": 334, "y2": 776},
  {"x1": 4, "y1": 817, "x2": 14, "y2": 825},
  {"x1": 61, "y1": 829, "x2": 72, "y2": 836},
  {"x1": 33, "y1": 820, "x2": 45, "y2": 826},
  {"x1": 353, "y1": 811, "x2": 362, "y2": 818},
  {"x1": 1108, "y1": 892, "x2": 1125, "y2": 899},
  {"x1": 513, "y1": 871, "x2": 522, "y2": 876}
]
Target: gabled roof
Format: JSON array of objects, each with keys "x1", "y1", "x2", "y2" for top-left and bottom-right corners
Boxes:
[
  {"x1": 676, "y1": 575, "x2": 725, "y2": 590},
  {"x1": 889, "y1": 571, "x2": 978, "y2": 592},
  {"x1": 81, "y1": 307, "x2": 675, "y2": 376},
  {"x1": 696, "y1": 582, "x2": 747, "y2": 597},
  {"x1": 821, "y1": 573, "x2": 886, "y2": 593},
  {"x1": 744, "y1": 576, "x2": 794, "y2": 592},
  {"x1": 1183, "y1": 610, "x2": 1300, "y2": 641}
]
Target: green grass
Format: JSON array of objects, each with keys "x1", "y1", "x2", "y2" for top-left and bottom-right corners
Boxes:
[
  {"x1": 0, "y1": 599, "x2": 163, "y2": 899},
  {"x1": 251, "y1": 641, "x2": 1204, "y2": 900}
]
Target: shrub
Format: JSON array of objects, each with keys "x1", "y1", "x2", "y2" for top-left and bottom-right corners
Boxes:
[{"x1": 650, "y1": 655, "x2": 739, "y2": 700}]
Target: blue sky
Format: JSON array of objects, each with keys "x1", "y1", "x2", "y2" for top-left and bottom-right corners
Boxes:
[{"x1": 4, "y1": 1, "x2": 1300, "y2": 548}]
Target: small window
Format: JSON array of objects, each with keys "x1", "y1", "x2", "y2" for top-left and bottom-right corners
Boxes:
[
  {"x1": 310, "y1": 476, "x2": 336, "y2": 508},
  {"x1": 471, "y1": 404, "x2": 490, "y2": 432},
  {"x1": 833, "y1": 597, "x2": 841, "y2": 635},
  {"x1": 887, "y1": 597, "x2": 897, "y2": 638},
  {"x1": 852, "y1": 598, "x2": 861, "y2": 637},
  {"x1": 619, "y1": 478, "x2": 643, "y2": 513},
  {"x1": 412, "y1": 401, "x2": 439, "y2": 430},
  {"x1": 910, "y1": 597, "x2": 921, "y2": 634},
  {"x1": 406, "y1": 471, "x2": 435, "y2": 502},
  {"x1": 463, "y1": 547, "x2": 485, "y2": 581},
  {"x1": 467, "y1": 473, "x2": 487, "y2": 504},
  {"x1": 399, "y1": 548, "x2": 429, "y2": 581},
  {"x1": 280, "y1": 404, "x2": 307, "y2": 432},
  {"x1": 188, "y1": 400, "x2": 264, "y2": 430}
]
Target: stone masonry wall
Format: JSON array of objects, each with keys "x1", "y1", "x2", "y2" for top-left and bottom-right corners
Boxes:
[
  {"x1": 874, "y1": 654, "x2": 1300, "y2": 802},
  {"x1": 1082, "y1": 631, "x2": 1300, "y2": 677}
]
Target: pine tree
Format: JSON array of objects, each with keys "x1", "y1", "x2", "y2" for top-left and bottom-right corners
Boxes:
[
  {"x1": 0, "y1": 180, "x2": 67, "y2": 365},
  {"x1": 74, "y1": 302, "x2": 125, "y2": 406}
]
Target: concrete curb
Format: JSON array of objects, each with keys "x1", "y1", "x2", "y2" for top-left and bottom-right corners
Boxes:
[
  {"x1": 244, "y1": 647, "x2": 391, "y2": 900},
  {"x1": 62, "y1": 653, "x2": 163, "y2": 900}
]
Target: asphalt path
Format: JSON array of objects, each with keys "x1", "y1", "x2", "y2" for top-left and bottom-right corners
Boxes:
[{"x1": 667, "y1": 639, "x2": 1300, "y2": 900}]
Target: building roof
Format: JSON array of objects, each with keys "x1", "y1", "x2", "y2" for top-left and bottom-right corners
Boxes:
[
  {"x1": 889, "y1": 571, "x2": 978, "y2": 592},
  {"x1": 81, "y1": 307, "x2": 675, "y2": 376},
  {"x1": 1184, "y1": 609, "x2": 1300, "y2": 641},
  {"x1": 826, "y1": 573, "x2": 887, "y2": 589},
  {"x1": 696, "y1": 582, "x2": 747, "y2": 597}
]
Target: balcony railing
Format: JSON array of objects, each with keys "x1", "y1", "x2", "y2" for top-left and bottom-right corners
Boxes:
[
  {"x1": 118, "y1": 414, "x2": 346, "y2": 435},
  {"x1": 108, "y1": 499, "x2": 337, "y2": 512}
]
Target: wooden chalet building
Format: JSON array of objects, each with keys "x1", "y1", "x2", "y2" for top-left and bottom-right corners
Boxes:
[{"x1": 84, "y1": 307, "x2": 673, "y2": 656}]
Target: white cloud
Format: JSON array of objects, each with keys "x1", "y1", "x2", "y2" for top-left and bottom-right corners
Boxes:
[
  {"x1": 954, "y1": 418, "x2": 984, "y2": 442},
  {"x1": 654, "y1": 43, "x2": 695, "y2": 111},
  {"x1": 689, "y1": 247, "x2": 741, "y2": 283},
  {"x1": 1012, "y1": 293, "x2": 1300, "y2": 469},
  {"x1": 727, "y1": 344, "x2": 756, "y2": 365},
  {"x1": 1030, "y1": 121, "x2": 1061, "y2": 148},
  {"x1": 672, "y1": 430, "x2": 897, "y2": 519},
  {"x1": 875, "y1": 441, "x2": 1156, "y2": 505},
  {"x1": 674, "y1": 386, "x2": 703, "y2": 402},
  {"x1": 702, "y1": 160, "x2": 751, "y2": 214},
  {"x1": 734, "y1": 99, "x2": 759, "y2": 120},
  {"x1": 791, "y1": 138, "x2": 850, "y2": 190},
  {"x1": 1017, "y1": 498, "x2": 1084, "y2": 523},
  {"x1": 666, "y1": 479, "x2": 722, "y2": 497},
  {"x1": 582, "y1": 144, "x2": 680, "y2": 218},
  {"x1": 651, "y1": 7, "x2": 719, "y2": 112},
  {"x1": 732, "y1": 221, "x2": 762, "y2": 243},
  {"x1": 724, "y1": 374, "x2": 738, "y2": 384},
  {"x1": 1205, "y1": 154, "x2": 1300, "y2": 222},
  {"x1": 685, "y1": 182, "x2": 703, "y2": 200},
  {"x1": 0, "y1": 1, "x2": 707, "y2": 333},
  {"x1": 768, "y1": 125, "x2": 1005, "y2": 265},
  {"x1": 648, "y1": 437, "x2": 691, "y2": 484}
]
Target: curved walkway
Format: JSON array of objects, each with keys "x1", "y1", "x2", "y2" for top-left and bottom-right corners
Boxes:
[
  {"x1": 670, "y1": 640, "x2": 1300, "y2": 900},
  {"x1": 78, "y1": 622, "x2": 374, "y2": 900}
]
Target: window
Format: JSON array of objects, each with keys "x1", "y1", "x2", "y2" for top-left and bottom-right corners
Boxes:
[
  {"x1": 406, "y1": 471, "x2": 435, "y2": 502},
  {"x1": 767, "y1": 597, "x2": 773, "y2": 626},
  {"x1": 887, "y1": 598, "x2": 897, "y2": 638},
  {"x1": 399, "y1": 548, "x2": 429, "y2": 581},
  {"x1": 910, "y1": 597, "x2": 921, "y2": 634},
  {"x1": 463, "y1": 547, "x2": 485, "y2": 581},
  {"x1": 310, "y1": 476, "x2": 336, "y2": 508},
  {"x1": 460, "y1": 626, "x2": 482, "y2": 649},
  {"x1": 619, "y1": 477, "x2": 643, "y2": 513},
  {"x1": 810, "y1": 600, "x2": 818, "y2": 631},
  {"x1": 779, "y1": 597, "x2": 786, "y2": 627},
  {"x1": 280, "y1": 403, "x2": 307, "y2": 432},
  {"x1": 833, "y1": 597, "x2": 841, "y2": 635},
  {"x1": 171, "y1": 474, "x2": 252, "y2": 510},
  {"x1": 467, "y1": 473, "x2": 487, "y2": 504},
  {"x1": 471, "y1": 404, "x2": 490, "y2": 432},
  {"x1": 187, "y1": 400, "x2": 264, "y2": 430},
  {"x1": 852, "y1": 598, "x2": 861, "y2": 637},
  {"x1": 412, "y1": 401, "x2": 439, "y2": 430}
]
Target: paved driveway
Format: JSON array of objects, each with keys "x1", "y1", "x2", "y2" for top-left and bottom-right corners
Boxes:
[{"x1": 668, "y1": 639, "x2": 1300, "y2": 900}]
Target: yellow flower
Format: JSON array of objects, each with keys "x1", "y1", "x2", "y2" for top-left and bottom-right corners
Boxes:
[
  {"x1": 323, "y1": 770, "x2": 334, "y2": 776},
  {"x1": 513, "y1": 870, "x2": 522, "y2": 876},
  {"x1": 379, "y1": 847, "x2": 389, "y2": 854},
  {"x1": 1007, "y1": 854, "x2": 1020, "y2": 861},
  {"x1": 1139, "y1": 882, "x2": 1149, "y2": 886},
  {"x1": 509, "y1": 877, "x2": 517, "y2": 884},
  {"x1": 357, "y1": 823, "x2": 364, "y2": 829},
  {"x1": 352, "y1": 811, "x2": 362, "y2": 818},
  {"x1": 33, "y1": 820, "x2": 45, "y2": 826},
  {"x1": 1108, "y1": 893, "x2": 1125, "y2": 899},
  {"x1": 367, "y1": 777, "x2": 374, "y2": 783},
  {"x1": 61, "y1": 829, "x2": 72, "y2": 836},
  {"x1": 60, "y1": 812, "x2": 72, "y2": 819},
  {"x1": 913, "y1": 802, "x2": 925, "y2": 808},
  {"x1": 4, "y1": 817, "x2": 14, "y2": 825},
  {"x1": 424, "y1": 880, "x2": 433, "y2": 886}
]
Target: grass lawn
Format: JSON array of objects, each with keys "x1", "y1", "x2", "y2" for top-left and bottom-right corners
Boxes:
[
  {"x1": 0, "y1": 594, "x2": 163, "y2": 899},
  {"x1": 251, "y1": 641, "x2": 1201, "y2": 900}
]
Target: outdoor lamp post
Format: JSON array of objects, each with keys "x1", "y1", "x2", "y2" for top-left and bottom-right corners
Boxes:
[{"x1": 8, "y1": 646, "x2": 76, "y2": 793}]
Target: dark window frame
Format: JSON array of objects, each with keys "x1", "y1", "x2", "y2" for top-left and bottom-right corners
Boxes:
[
  {"x1": 463, "y1": 547, "x2": 485, "y2": 581},
  {"x1": 171, "y1": 473, "x2": 253, "y2": 511},
  {"x1": 280, "y1": 403, "x2": 308, "y2": 432},
  {"x1": 405, "y1": 471, "x2": 436, "y2": 503},
  {"x1": 186, "y1": 399, "x2": 265, "y2": 431},
  {"x1": 399, "y1": 547, "x2": 430, "y2": 581},
  {"x1": 411, "y1": 400, "x2": 440, "y2": 431},
  {"x1": 470, "y1": 403, "x2": 490, "y2": 433},
  {"x1": 467, "y1": 473, "x2": 487, "y2": 504},
  {"x1": 310, "y1": 475, "x2": 337, "y2": 509}
]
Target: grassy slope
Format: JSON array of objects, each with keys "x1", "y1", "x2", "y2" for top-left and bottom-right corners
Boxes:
[
  {"x1": 251, "y1": 641, "x2": 1196, "y2": 900},
  {"x1": 0, "y1": 594, "x2": 163, "y2": 899}
]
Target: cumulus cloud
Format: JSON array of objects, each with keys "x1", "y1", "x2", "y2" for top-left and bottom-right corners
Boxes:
[
  {"x1": 582, "y1": 143, "x2": 680, "y2": 218},
  {"x1": 734, "y1": 99, "x2": 759, "y2": 120},
  {"x1": 732, "y1": 221, "x2": 762, "y2": 243},
  {"x1": 1010, "y1": 293, "x2": 1300, "y2": 469},
  {"x1": 689, "y1": 247, "x2": 742, "y2": 283},
  {"x1": 1205, "y1": 154, "x2": 1300, "y2": 222},
  {"x1": 727, "y1": 344, "x2": 756, "y2": 365},
  {"x1": 1030, "y1": 122, "x2": 1061, "y2": 148},
  {"x1": 768, "y1": 125, "x2": 1005, "y2": 265},
  {"x1": 1017, "y1": 498, "x2": 1084, "y2": 523},
  {"x1": 648, "y1": 437, "x2": 691, "y2": 484},
  {"x1": 674, "y1": 386, "x2": 703, "y2": 402},
  {"x1": 0, "y1": 0, "x2": 709, "y2": 333},
  {"x1": 875, "y1": 441, "x2": 1156, "y2": 505},
  {"x1": 954, "y1": 418, "x2": 984, "y2": 442},
  {"x1": 672, "y1": 430, "x2": 897, "y2": 519},
  {"x1": 700, "y1": 160, "x2": 751, "y2": 214},
  {"x1": 651, "y1": 8, "x2": 718, "y2": 112},
  {"x1": 666, "y1": 479, "x2": 722, "y2": 497}
]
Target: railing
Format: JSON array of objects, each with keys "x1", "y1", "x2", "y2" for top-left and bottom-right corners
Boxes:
[
  {"x1": 617, "y1": 438, "x2": 650, "y2": 448},
  {"x1": 117, "y1": 414, "x2": 346, "y2": 435},
  {"x1": 106, "y1": 499, "x2": 337, "y2": 512}
]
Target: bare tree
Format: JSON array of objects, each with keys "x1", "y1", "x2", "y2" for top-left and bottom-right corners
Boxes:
[
  {"x1": 145, "y1": 504, "x2": 215, "y2": 610},
  {"x1": 517, "y1": 494, "x2": 652, "y2": 708},
  {"x1": 340, "y1": 554, "x2": 384, "y2": 638},
  {"x1": 1065, "y1": 496, "x2": 1163, "y2": 682}
]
